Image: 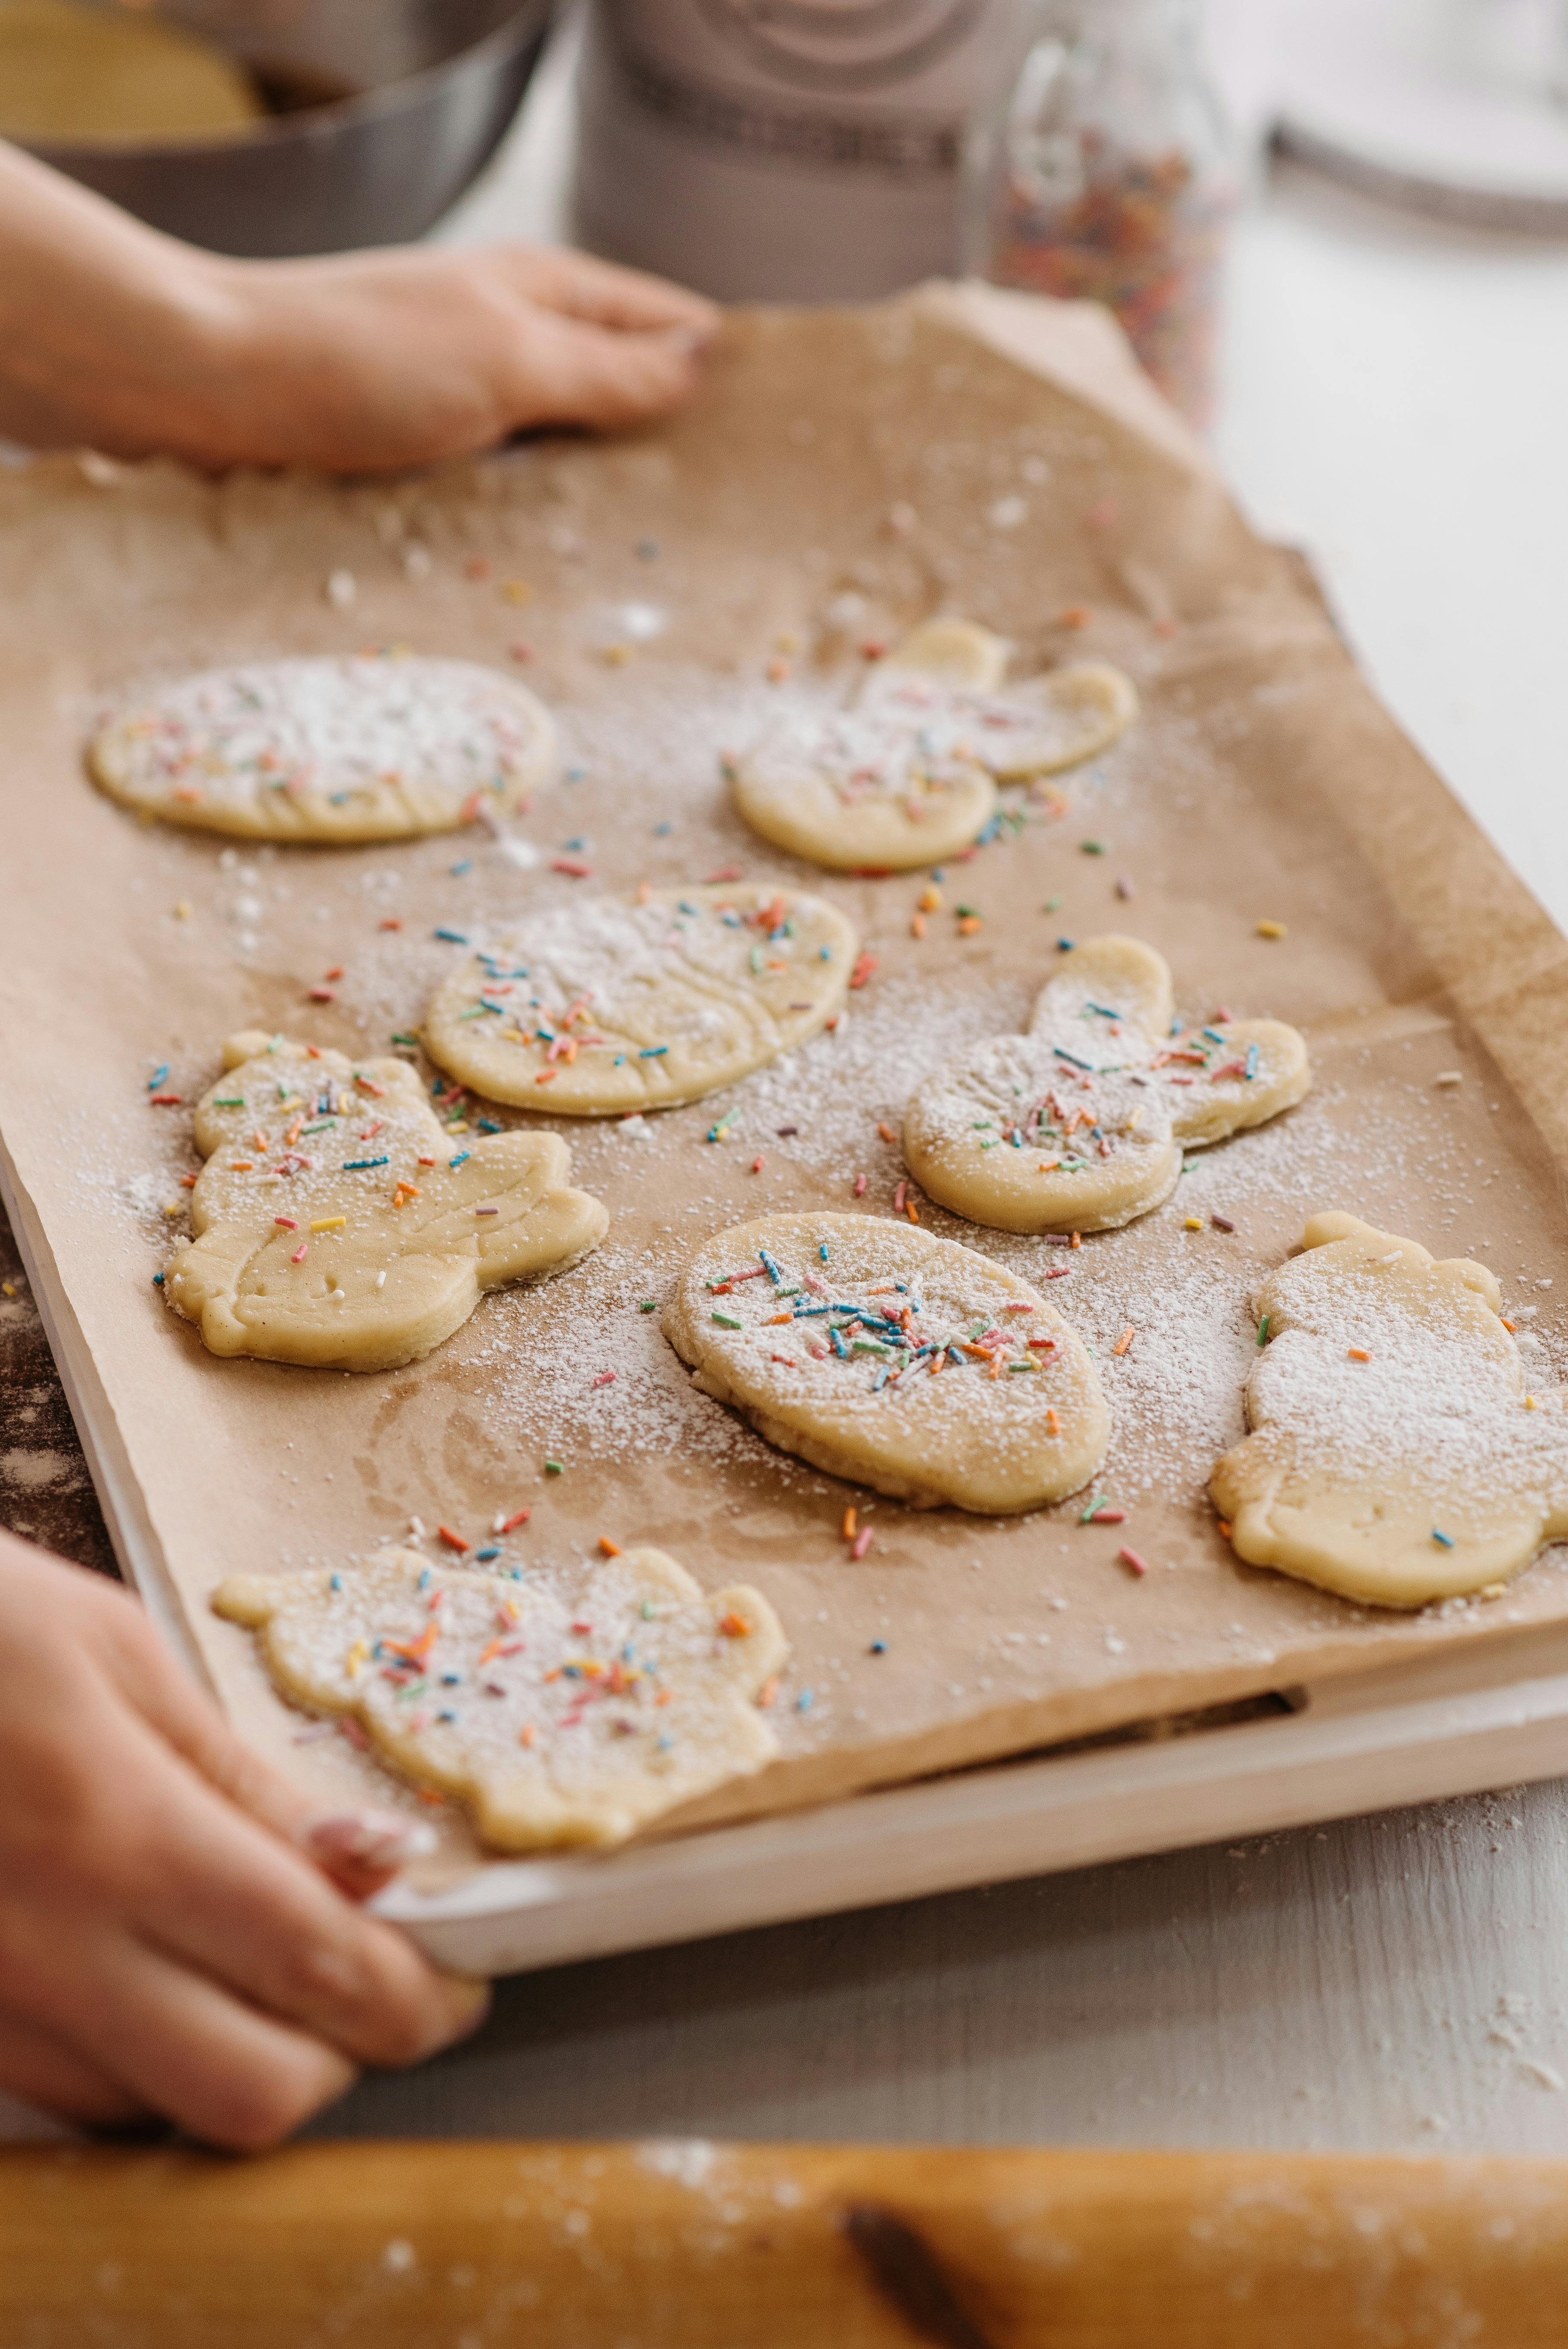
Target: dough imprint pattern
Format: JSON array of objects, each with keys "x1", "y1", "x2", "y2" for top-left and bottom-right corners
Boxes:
[
  {"x1": 89, "y1": 655, "x2": 556, "y2": 841},
  {"x1": 211, "y1": 1546, "x2": 788, "y2": 1850},
  {"x1": 422, "y1": 885, "x2": 858, "y2": 1116},
  {"x1": 663, "y1": 1211, "x2": 1108, "y2": 1513},
  {"x1": 166, "y1": 1032, "x2": 607, "y2": 1371},
  {"x1": 903, "y1": 935, "x2": 1312, "y2": 1236},
  {"x1": 1212, "y1": 1213, "x2": 1568, "y2": 1607}
]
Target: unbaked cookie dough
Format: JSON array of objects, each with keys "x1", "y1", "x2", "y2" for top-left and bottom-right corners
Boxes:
[
  {"x1": 165, "y1": 1031, "x2": 607, "y2": 1371},
  {"x1": 663, "y1": 1211, "x2": 1108, "y2": 1513},
  {"x1": 422, "y1": 885, "x2": 858, "y2": 1116},
  {"x1": 89, "y1": 655, "x2": 557, "y2": 842},
  {"x1": 903, "y1": 935, "x2": 1311, "y2": 1236},
  {"x1": 730, "y1": 619, "x2": 1138, "y2": 871},
  {"x1": 1212, "y1": 1213, "x2": 1568, "y2": 1608},
  {"x1": 212, "y1": 1545, "x2": 788, "y2": 1850},
  {"x1": 0, "y1": 0, "x2": 263, "y2": 143}
]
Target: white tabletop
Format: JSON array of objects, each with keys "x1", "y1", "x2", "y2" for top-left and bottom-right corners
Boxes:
[{"x1": 13, "y1": 10, "x2": 1568, "y2": 2158}]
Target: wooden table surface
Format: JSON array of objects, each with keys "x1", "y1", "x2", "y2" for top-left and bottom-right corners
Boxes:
[{"x1": 6, "y1": 3, "x2": 1568, "y2": 2157}]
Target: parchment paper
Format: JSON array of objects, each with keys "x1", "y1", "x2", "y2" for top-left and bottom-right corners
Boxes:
[{"x1": 5, "y1": 282, "x2": 1568, "y2": 1883}]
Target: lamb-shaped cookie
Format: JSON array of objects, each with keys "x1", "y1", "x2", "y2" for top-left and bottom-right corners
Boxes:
[
  {"x1": 1212, "y1": 1212, "x2": 1568, "y2": 1608},
  {"x1": 165, "y1": 1031, "x2": 607, "y2": 1371},
  {"x1": 903, "y1": 935, "x2": 1311, "y2": 1236},
  {"x1": 663, "y1": 1211, "x2": 1108, "y2": 1513},
  {"x1": 729, "y1": 618, "x2": 1137, "y2": 873},
  {"x1": 422, "y1": 884, "x2": 857, "y2": 1116},
  {"x1": 212, "y1": 1546, "x2": 788, "y2": 1850}
]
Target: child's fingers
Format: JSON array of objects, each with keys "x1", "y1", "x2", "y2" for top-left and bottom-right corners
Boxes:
[
  {"x1": 499, "y1": 307, "x2": 711, "y2": 432},
  {"x1": 496, "y1": 244, "x2": 719, "y2": 339},
  {"x1": 0, "y1": 2003, "x2": 146, "y2": 2130}
]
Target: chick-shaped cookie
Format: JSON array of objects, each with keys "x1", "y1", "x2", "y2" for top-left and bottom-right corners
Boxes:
[
  {"x1": 730, "y1": 618, "x2": 1137, "y2": 873},
  {"x1": 212, "y1": 1545, "x2": 788, "y2": 1850},
  {"x1": 165, "y1": 1031, "x2": 607, "y2": 1371},
  {"x1": 1212, "y1": 1213, "x2": 1568, "y2": 1609},
  {"x1": 664, "y1": 1211, "x2": 1108, "y2": 1513},
  {"x1": 903, "y1": 935, "x2": 1311, "y2": 1236}
]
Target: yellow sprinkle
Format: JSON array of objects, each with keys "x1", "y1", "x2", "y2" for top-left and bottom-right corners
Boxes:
[
  {"x1": 1479, "y1": 1582, "x2": 1508, "y2": 1600},
  {"x1": 1525, "y1": 1395, "x2": 1539, "y2": 1410},
  {"x1": 310, "y1": 1215, "x2": 347, "y2": 1233},
  {"x1": 1256, "y1": 918, "x2": 1287, "y2": 940},
  {"x1": 500, "y1": 579, "x2": 534, "y2": 604},
  {"x1": 919, "y1": 886, "x2": 943, "y2": 913},
  {"x1": 173, "y1": 899, "x2": 193, "y2": 920},
  {"x1": 601, "y1": 643, "x2": 633, "y2": 667},
  {"x1": 1183, "y1": 1216, "x2": 1202, "y2": 1230},
  {"x1": 164, "y1": 1203, "x2": 181, "y2": 1218},
  {"x1": 0, "y1": 1281, "x2": 14, "y2": 1297},
  {"x1": 345, "y1": 1639, "x2": 369, "y2": 1679}
]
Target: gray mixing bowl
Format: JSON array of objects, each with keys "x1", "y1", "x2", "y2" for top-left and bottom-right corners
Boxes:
[{"x1": 19, "y1": 0, "x2": 555, "y2": 257}]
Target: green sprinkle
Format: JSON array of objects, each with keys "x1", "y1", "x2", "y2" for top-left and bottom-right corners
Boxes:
[
  {"x1": 212, "y1": 1095, "x2": 245, "y2": 1108},
  {"x1": 544, "y1": 1459, "x2": 564, "y2": 1475},
  {"x1": 1080, "y1": 839, "x2": 1106, "y2": 855},
  {"x1": 955, "y1": 903, "x2": 979, "y2": 918},
  {"x1": 1257, "y1": 1315, "x2": 1271, "y2": 1346},
  {"x1": 712, "y1": 1310, "x2": 744, "y2": 1329},
  {"x1": 1042, "y1": 896, "x2": 1062, "y2": 911},
  {"x1": 1431, "y1": 1529, "x2": 1456, "y2": 1549},
  {"x1": 1008, "y1": 1360, "x2": 1037, "y2": 1372},
  {"x1": 391, "y1": 1031, "x2": 420, "y2": 1047},
  {"x1": 639, "y1": 1300, "x2": 657, "y2": 1313},
  {"x1": 641, "y1": 1600, "x2": 656, "y2": 1620}
]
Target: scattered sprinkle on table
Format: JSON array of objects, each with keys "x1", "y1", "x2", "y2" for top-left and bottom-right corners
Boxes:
[{"x1": 1256, "y1": 919, "x2": 1287, "y2": 940}]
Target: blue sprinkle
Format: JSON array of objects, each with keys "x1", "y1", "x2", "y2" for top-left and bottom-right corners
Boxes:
[
  {"x1": 475, "y1": 1545, "x2": 501, "y2": 1561},
  {"x1": 819, "y1": 946, "x2": 832, "y2": 960},
  {"x1": 449, "y1": 1151, "x2": 471, "y2": 1168},
  {"x1": 614, "y1": 1054, "x2": 627, "y2": 1066},
  {"x1": 342, "y1": 1156, "x2": 389, "y2": 1170},
  {"x1": 152, "y1": 1272, "x2": 164, "y2": 1286},
  {"x1": 829, "y1": 1326, "x2": 849, "y2": 1359},
  {"x1": 1431, "y1": 1529, "x2": 1456, "y2": 1550},
  {"x1": 1201, "y1": 1026, "x2": 1225, "y2": 1046},
  {"x1": 654, "y1": 821, "x2": 673, "y2": 836},
  {"x1": 759, "y1": 1247, "x2": 782, "y2": 1283},
  {"x1": 1053, "y1": 1046, "x2": 1094, "y2": 1071},
  {"x1": 639, "y1": 1045, "x2": 668, "y2": 1058},
  {"x1": 1056, "y1": 937, "x2": 1076, "y2": 952},
  {"x1": 795, "y1": 1688, "x2": 814, "y2": 1713},
  {"x1": 477, "y1": 1118, "x2": 502, "y2": 1133},
  {"x1": 1086, "y1": 1003, "x2": 1123, "y2": 1020},
  {"x1": 450, "y1": 858, "x2": 474, "y2": 877},
  {"x1": 637, "y1": 537, "x2": 661, "y2": 560},
  {"x1": 947, "y1": 1343, "x2": 964, "y2": 1366},
  {"x1": 565, "y1": 764, "x2": 588, "y2": 782},
  {"x1": 434, "y1": 927, "x2": 469, "y2": 944},
  {"x1": 563, "y1": 837, "x2": 587, "y2": 852},
  {"x1": 330, "y1": 1573, "x2": 342, "y2": 1592},
  {"x1": 441, "y1": 1672, "x2": 462, "y2": 1685},
  {"x1": 438, "y1": 1710, "x2": 458, "y2": 1723},
  {"x1": 146, "y1": 1063, "x2": 169, "y2": 1090},
  {"x1": 1245, "y1": 1042, "x2": 1259, "y2": 1081},
  {"x1": 417, "y1": 1568, "x2": 431, "y2": 1590},
  {"x1": 819, "y1": 1243, "x2": 829, "y2": 1262},
  {"x1": 869, "y1": 1640, "x2": 887, "y2": 1655},
  {"x1": 930, "y1": 868, "x2": 946, "y2": 881},
  {"x1": 1171, "y1": 1018, "x2": 1183, "y2": 1036}
]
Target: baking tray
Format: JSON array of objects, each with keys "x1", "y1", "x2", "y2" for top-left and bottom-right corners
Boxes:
[{"x1": 7, "y1": 283, "x2": 1568, "y2": 1972}]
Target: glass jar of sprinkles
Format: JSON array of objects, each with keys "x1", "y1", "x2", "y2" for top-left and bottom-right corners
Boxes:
[{"x1": 964, "y1": 0, "x2": 1238, "y2": 428}]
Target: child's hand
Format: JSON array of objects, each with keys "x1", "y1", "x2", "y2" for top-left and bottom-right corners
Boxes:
[
  {"x1": 0, "y1": 141, "x2": 719, "y2": 472},
  {"x1": 0, "y1": 1530, "x2": 488, "y2": 2148}
]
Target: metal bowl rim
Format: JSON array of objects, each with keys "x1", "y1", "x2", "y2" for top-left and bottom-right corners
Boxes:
[{"x1": 22, "y1": 0, "x2": 552, "y2": 163}]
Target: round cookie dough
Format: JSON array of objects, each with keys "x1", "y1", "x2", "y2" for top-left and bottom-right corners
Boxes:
[
  {"x1": 212, "y1": 1545, "x2": 788, "y2": 1851},
  {"x1": 422, "y1": 884, "x2": 859, "y2": 1116},
  {"x1": 89, "y1": 655, "x2": 557, "y2": 842},
  {"x1": 663, "y1": 1211, "x2": 1108, "y2": 1513},
  {"x1": 862, "y1": 623, "x2": 1139, "y2": 781},
  {"x1": 903, "y1": 935, "x2": 1311, "y2": 1236},
  {"x1": 1212, "y1": 1212, "x2": 1568, "y2": 1609},
  {"x1": 166, "y1": 1030, "x2": 607, "y2": 1371}
]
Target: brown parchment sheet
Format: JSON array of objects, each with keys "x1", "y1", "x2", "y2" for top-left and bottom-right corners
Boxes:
[{"x1": 5, "y1": 281, "x2": 1568, "y2": 1886}]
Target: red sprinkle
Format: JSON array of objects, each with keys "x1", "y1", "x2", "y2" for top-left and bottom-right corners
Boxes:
[
  {"x1": 849, "y1": 952, "x2": 879, "y2": 992},
  {"x1": 751, "y1": 1155, "x2": 766, "y2": 1174},
  {"x1": 438, "y1": 1525, "x2": 471, "y2": 1553},
  {"x1": 1088, "y1": 1505, "x2": 1127, "y2": 1524},
  {"x1": 1211, "y1": 1214, "x2": 1236, "y2": 1233},
  {"x1": 379, "y1": 917, "x2": 403, "y2": 931},
  {"x1": 552, "y1": 858, "x2": 593, "y2": 878},
  {"x1": 853, "y1": 1173, "x2": 867, "y2": 1196},
  {"x1": 500, "y1": 1508, "x2": 531, "y2": 1533},
  {"x1": 1118, "y1": 1546, "x2": 1150, "y2": 1577},
  {"x1": 850, "y1": 1527, "x2": 873, "y2": 1561},
  {"x1": 593, "y1": 1370, "x2": 617, "y2": 1387},
  {"x1": 308, "y1": 986, "x2": 336, "y2": 1003},
  {"x1": 148, "y1": 1093, "x2": 182, "y2": 1107},
  {"x1": 704, "y1": 864, "x2": 744, "y2": 884},
  {"x1": 274, "y1": 1216, "x2": 298, "y2": 1230}
]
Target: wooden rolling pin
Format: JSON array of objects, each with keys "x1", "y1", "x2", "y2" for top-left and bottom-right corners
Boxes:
[{"x1": 5, "y1": 2139, "x2": 1568, "y2": 2346}]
